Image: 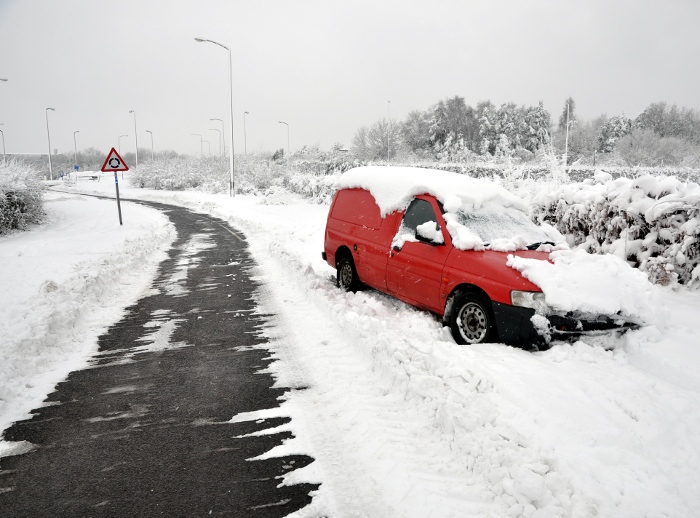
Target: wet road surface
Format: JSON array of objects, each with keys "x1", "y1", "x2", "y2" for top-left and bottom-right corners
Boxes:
[{"x1": 0, "y1": 200, "x2": 317, "y2": 516}]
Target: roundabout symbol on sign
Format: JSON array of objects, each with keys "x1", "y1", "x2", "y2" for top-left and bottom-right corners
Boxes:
[{"x1": 100, "y1": 147, "x2": 129, "y2": 172}]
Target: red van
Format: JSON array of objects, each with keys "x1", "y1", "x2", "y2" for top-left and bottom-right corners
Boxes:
[{"x1": 322, "y1": 167, "x2": 634, "y2": 348}]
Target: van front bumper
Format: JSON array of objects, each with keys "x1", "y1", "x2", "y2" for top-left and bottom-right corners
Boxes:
[{"x1": 491, "y1": 302, "x2": 636, "y2": 348}]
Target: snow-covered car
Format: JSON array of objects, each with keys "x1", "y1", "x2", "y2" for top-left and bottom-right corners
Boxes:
[{"x1": 322, "y1": 166, "x2": 656, "y2": 348}]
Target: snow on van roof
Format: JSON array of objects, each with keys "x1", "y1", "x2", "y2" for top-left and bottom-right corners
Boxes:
[{"x1": 338, "y1": 166, "x2": 527, "y2": 216}]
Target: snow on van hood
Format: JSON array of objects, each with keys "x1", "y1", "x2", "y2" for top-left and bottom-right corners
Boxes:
[
  {"x1": 507, "y1": 249, "x2": 658, "y2": 324},
  {"x1": 338, "y1": 166, "x2": 527, "y2": 216}
]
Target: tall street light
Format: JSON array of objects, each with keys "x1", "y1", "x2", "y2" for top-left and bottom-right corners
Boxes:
[
  {"x1": 73, "y1": 130, "x2": 79, "y2": 169},
  {"x1": 278, "y1": 121, "x2": 289, "y2": 165},
  {"x1": 0, "y1": 78, "x2": 7, "y2": 81},
  {"x1": 210, "y1": 118, "x2": 224, "y2": 157},
  {"x1": 46, "y1": 108, "x2": 55, "y2": 180},
  {"x1": 387, "y1": 100, "x2": 391, "y2": 161},
  {"x1": 190, "y1": 133, "x2": 203, "y2": 156},
  {"x1": 210, "y1": 128, "x2": 221, "y2": 156},
  {"x1": 0, "y1": 126, "x2": 6, "y2": 168},
  {"x1": 118, "y1": 134, "x2": 128, "y2": 154},
  {"x1": 195, "y1": 37, "x2": 235, "y2": 197},
  {"x1": 203, "y1": 139, "x2": 211, "y2": 156},
  {"x1": 146, "y1": 130, "x2": 154, "y2": 160},
  {"x1": 129, "y1": 110, "x2": 138, "y2": 167},
  {"x1": 243, "y1": 111, "x2": 249, "y2": 155}
]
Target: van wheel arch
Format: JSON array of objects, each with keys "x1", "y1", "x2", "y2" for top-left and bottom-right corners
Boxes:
[
  {"x1": 444, "y1": 285, "x2": 499, "y2": 344},
  {"x1": 336, "y1": 247, "x2": 362, "y2": 292}
]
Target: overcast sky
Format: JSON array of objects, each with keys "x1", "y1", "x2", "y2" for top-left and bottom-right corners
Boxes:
[{"x1": 1, "y1": 0, "x2": 699, "y2": 158}]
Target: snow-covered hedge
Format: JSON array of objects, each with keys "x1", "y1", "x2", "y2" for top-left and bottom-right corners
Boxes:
[
  {"x1": 531, "y1": 171, "x2": 700, "y2": 286},
  {"x1": 0, "y1": 160, "x2": 45, "y2": 235}
]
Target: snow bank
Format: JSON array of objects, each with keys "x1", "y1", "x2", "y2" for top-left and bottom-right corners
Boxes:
[{"x1": 0, "y1": 192, "x2": 175, "y2": 443}]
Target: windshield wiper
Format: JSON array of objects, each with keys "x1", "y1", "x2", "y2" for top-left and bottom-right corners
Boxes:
[{"x1": 526, "y1": 241, "x2": 555, "y2": 250}]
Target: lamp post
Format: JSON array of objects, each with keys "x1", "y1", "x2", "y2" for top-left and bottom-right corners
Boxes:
[
  {"x1": 118, "y1": 134, "x2": 128, "y2": 154},
  {"x1": 46, "y1": 108, "x2": 55, "y2": 180},
  {"x1": 203, "y1": 139, "x2": 210, "y2": 156},
  {"x1": 210, "y1": 118, "x2": 224, "y2": 157},
  {"x1": 387, "y1": 100, "x2": 391, "y2": 161},
  {"x1": 146, "y1": 130, "x2": 154, "y2": 160},
  {"x1": 278, "y1": 121, "x2": 289, "y2": 165},
  {"x1": 0, "y1": 78, "x2": 7, "y2": 81},
  {"x1": 244, "y1": 111, "x2": 249, "y2": 155},
  {"x1": 129, "y1": 110, "x2": 138, "y2": 167},
  {"x1": 73, "y1": 130, "x2": 79, "y2": 170},
  {"x1": 0, "y1": 127, "x2": 6, "y2": 168},
  {"x1": 190, "y1": 133, "x2": 203, "y2": 156},
  {"x1": 195, "y1": 37, "x2": 235, "y2": 197},
  {"x1": 210, "y1": 128, "x2": 221, "y2": 156}
]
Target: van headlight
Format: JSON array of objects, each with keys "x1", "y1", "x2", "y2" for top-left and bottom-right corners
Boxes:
[{"x1": 511, "y1": 290, "x2": 546, "y2": 310}]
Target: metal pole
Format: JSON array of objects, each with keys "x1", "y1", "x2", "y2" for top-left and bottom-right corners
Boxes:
[
  {"x1": 146, "y1": 130, "x2": 154, "y2": 160},
  {"x1": 387, "y1": 100, "x2": 391, "y2": 161},
  {"x1": 195, "y1": 37, "x2": 235, "y2": 196},
  {"x1": 129, "y1": 110, "x2": 138, "y2": 167},
  {"x1": 210, "y1": 128, "x2": 221, "y2": 155},
  {"x1": 244, "y1": 111, "x2": 249, "y2": 155},
  {"x1": 203, "y1": 139, "x2": 210, "y2": 156},
  {"x1": 0, "y1": 129, "x2": 5, "y2": 167},
  {"x1": 211, "y1": 118, "x2": 224, "y2": 157},
  {"x1": 564, "y1": 103, "x2": 570, "y2": 166},
  {"x1": 73, "y1": 130, "x2": 79, "y2": 169},
  {"x1": 118, "y1": 134, "x2": 128, "y2": 155},
  {"x1": 46, "y1": 108, "x2": 55, "y2": 180}
]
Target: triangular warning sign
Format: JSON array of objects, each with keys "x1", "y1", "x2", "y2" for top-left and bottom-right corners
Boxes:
[{"x1": 101, "y1": 147, "x2": 129, "y2": 172}]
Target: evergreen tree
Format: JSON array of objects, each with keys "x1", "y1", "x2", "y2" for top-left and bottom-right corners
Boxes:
[{"x1": 558, "y1": 97, "x2": 576, "y2": 132}]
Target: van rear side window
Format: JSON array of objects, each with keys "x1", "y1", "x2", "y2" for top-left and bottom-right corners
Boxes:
[{"x1": 332, "y1": 189, "x2": 382, "y2": 228}]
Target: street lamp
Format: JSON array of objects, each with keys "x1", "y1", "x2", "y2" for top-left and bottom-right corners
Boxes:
[
  {"x1": 195, "y1": 37, "x2": 235, "y2": 197},
  {"x1": 387, "y1": 100, "x2": 391, "y2": 161},
  {"x1": 0, "y1": 127, "x2": 6, "y2": 168},
  {"x1": 73, "y1": 130, "x2": 79, "y2": 170},
  {"x1": 203, "y1": 139, "x2": 211, "y2": 156},
  {"x1": 118, "y1": 134, "x2": 128, "y2": 154},
  {"x1": 244, "y1": 111, "x2": 249, "y2": 155},
  {"x1": 46, "y1": 108, "x2": 55, "y2": 180},
  {"x1": 209, "y1": 128, "x2": 221, "y2": 156},
  {"x1": 210, "y1": 118, "x2": 224, "y2": 157},
  {"x1": 0, "y1": 78, "x2": 7, "y2": 82},
  {"x1": 129, "y1": 110, "x2": 138, "y2": 167},
  {"x1": 278, "y1": 121, "x2": 289, "y2": 165},
  {"x1": 146, "y1": 130, "x2": 154, "y2": 160},
  {"x1": 190, "y1": 133, "x2": 203, "y2": 156}
]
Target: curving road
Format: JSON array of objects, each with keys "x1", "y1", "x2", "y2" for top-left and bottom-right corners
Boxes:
[{"x1": 0, "y1": 200, "x2": 317, "y2": 516}]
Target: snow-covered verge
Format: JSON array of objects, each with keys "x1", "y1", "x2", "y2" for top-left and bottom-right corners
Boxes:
[
  {"x1": 50, "y1": 175, "x2": 700, "y2": 518},
  {"x1": 0, "y1": 191, "x2": 175, "y2": 456},
  {"x1": 531, "y1": 171, "x2": 700, "y2": 286}
]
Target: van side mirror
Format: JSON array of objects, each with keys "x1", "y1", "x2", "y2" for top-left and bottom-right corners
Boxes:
[{"x1": 415, "y1": 221, "x2": 444, "y2": 245}]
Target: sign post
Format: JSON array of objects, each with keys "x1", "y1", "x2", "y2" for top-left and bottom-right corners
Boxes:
[{"x1": 100, "y1": 147, "x2": 129, "y2": 226}]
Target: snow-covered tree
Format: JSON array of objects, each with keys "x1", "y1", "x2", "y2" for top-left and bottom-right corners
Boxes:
[{"x1": 598, "y1": 115, "x2": 633, "y2": 152}]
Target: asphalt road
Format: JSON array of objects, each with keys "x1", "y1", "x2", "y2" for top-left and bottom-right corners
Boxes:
[{"x1": 0, "y1": 201, "x2": 318, "y2": 517}]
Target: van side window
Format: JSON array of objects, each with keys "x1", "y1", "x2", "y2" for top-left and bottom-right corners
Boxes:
[{"x1": 402, "y1": 199, "x2": 438, "y2": 234}]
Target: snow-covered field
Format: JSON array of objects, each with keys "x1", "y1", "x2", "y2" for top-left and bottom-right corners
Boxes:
[{"x1": 3, "y1": 172, "x2": 700, "y2": 517}]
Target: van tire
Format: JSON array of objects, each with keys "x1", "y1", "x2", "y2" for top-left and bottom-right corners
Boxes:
[
  {"x1": 449, "y1": 293, "x2": 496, "y2": 345},
  {"x1": 337, "y1": 255, "x2": 362, "y2": 292}
]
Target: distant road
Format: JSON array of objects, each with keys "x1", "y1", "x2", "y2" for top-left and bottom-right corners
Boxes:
[{"x1": 0, "y1": 200, "x2": 316, "y2": 516}]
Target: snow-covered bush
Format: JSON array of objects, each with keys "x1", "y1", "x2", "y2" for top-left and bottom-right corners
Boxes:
[
  {"x1": 0, "y1": 159, "x2": 45, "y2": 235},
  {"x1": 130, "y1": 156, "x2": 229, "y2": 193},
  {"x1": 531, "y1": 171, "x2": 700, "y2": 285}
]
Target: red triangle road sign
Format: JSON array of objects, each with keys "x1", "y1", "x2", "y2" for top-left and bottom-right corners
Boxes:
[{"x1": 101, "y1": 147, "x2": 130, "y2": 172}]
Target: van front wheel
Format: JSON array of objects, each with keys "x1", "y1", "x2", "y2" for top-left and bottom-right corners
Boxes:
[
  {"x1": 337, "y1": 255, "x2": 361, "y2": 292},
  {"x1": 450, "y1": 293, "x2": 496, "y2": 345}
]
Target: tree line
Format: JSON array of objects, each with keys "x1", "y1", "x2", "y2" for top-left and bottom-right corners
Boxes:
[{"x1": 351, "y1": 96, "x2": 700, "y2": 167}]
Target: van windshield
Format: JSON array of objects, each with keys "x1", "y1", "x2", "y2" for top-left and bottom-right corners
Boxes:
[{"x1": 454, "y1": 210, "x2": 551, "y2": 246}]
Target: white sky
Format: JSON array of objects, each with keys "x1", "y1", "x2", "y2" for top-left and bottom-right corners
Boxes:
[{"x1": 1, "y1": 0, "x2": 699, "y2": 157}]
